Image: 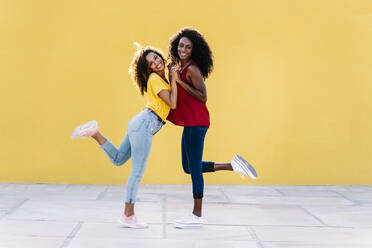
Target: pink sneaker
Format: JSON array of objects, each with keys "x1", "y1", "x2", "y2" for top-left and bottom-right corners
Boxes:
[
  {"x1": 71, "y1": 120, "x2": 98, "y2": 139},
  {"x1": 118, "y1": 214, "x2": 148, "y2": 229}
]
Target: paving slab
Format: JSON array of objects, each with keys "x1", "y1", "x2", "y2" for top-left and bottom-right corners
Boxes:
[
  {"x1": 166, "y1": 202, "x2": 323, "y2": 226},
  {"x1": 344, "y1": 186, "x2": 372, "y2": 191},
  {"x1": 0, "y1": 196, "x2": 27, "y2": 211},
  {"x1": 0, "y1": 183, "x2": 371, "y2": 248},
  {"x1": 0, "y1": 183, "x2": 11, "y2": 190},
  {"x1": 335, "y1": 191, "x2": 372, "y2": 205},
  {"x1": 68, "y1": 238, "x2": 260, "y2": 248},
  {"x1": 253, "y1": 226, "x2": 372, "y2": 245},
  {"x1": 0, "y1": 184, "x2": 29, "y2": 192},
  {"x1": 100, "y1": 187, "x2": 228, "y2": 203},
  {"x1": 96, "y1": 191, "x2": 159, "y2": 202},
  {"x1": 226, "y1": 195, "x2": 353, "y2": 206},
  {"x1": 0, "y1": 219, "x2": 76, "y2": 237},
  {"x1": 166, "y1": 224, "x2": 253, "y2": 241},
  {"x1": 76, "y1": 222, "x2": 163, "y2": 239},
  {"x1": 5, "y1": 199, "x2": 162, "y2": 223},
  {"x1": 220, "y1": 186, "x2": 355, "y2": 206},
  {"x1": 0, "y1": 236, "x2": 64, "y2": 248},
  {"x1": 304, "y1": 205, "x2": 372, "y2": 227},
  {"x1": 262, "y1": 242, "x2": 372, "y2": 248},
  {"x1": 194, "y1": 240, "x2": 260, "y2": 248},
  {"x1": 222, "y1": 186, "x2": 282, "y2": 197},
  {"x1": 273, "y1": 186, "x2": 350, "y2": 191},
  {"x1": 68, "y1": 238, "x2": 194, "y2": 248},
  {"x1": 275, "y1": 189, "x2": 343, "y2": 198}
]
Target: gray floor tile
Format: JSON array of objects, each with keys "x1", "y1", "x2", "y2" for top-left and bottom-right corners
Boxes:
[
  {"x1": 167, "y1": 224, "x2": 253, "y2": 241},
  {"x1": 32, "y1": 191, "x2": 104, "y2": 201},
  {"x1": 165, "y1": 190, "x2": 228, "y2": 203},
  {"x1": 344, "y1": 186, "x2": 372, "y2": 191},
  {"x1": 0, "y1": 196, "x2": 27, "y2": 211},
  {"x1": 26, "y1": 184, "x2": 69, "y2": 193},
  {"x1": 5, "y1": 199, "x2": 162, "y2": 223},
  {"x1": 166, "y1": 202, "x2": 323, "y2": 226},
  {"x1": 304, "y1": 205, "x2": 372, "y2": 227},
  {"x1": 273, "y1": 186, "x2": 349, "y2": 191},
  {"x1": 76, "y1": 222, "x2": 163, "y2": 239},
  {"x1": 262, "y1": 242, "x2": 372, "y2": 248},
  {"x1": 0, "y1": 183, "x2": 11, "y2": 190},
  {"x1": 103, "y1": 186, "x2": 228, "y2": 203},
  {"x1": 106, "y1": 184, "x2": 126, "y2": 192},
  {"x1": 97, "y1": 191, "x2": 160, "y2": 202},
  {"x1": 0, "y1": 236, "x2": 64, "y2": 248},
  {"x1": 253, "y1": 226, "x2": 372, "y2": 244},
  {"x1": 194, "y1": 240, "x2": 260, "y2": 248},
  {"x1": 0, "y1": 219, "x2": 76, "y2": 238},
  {"x1": 335, "y1": 191, "x2": 372, "y2": 204},
  {"x1": 276, "y1": 189, "x2": 342, "y2": 198},
  {"x1": 0, "y1": 191, "x2": 103, "y2": 201},
  {"x1": 68, "y1": 238, "x2": 194, "y2": 248},
  {"x1": 222, "y1": 186, "x2": 282, "y2": 197},
  {"x1": 1, "y1": 183, "x2": 372, "y2": 248},
  {"x1": 68, "y1": 238, "x2": 260, "y2": 248},
  {"x1": 0, "y1": 184, "x2": 29, "y2": 192},
  {"x1": 227, "y1": 195, "x2": 353, "y2": 206},
  {"x1": 64, "y1": 184, "x2": 108, "y2": 192}
]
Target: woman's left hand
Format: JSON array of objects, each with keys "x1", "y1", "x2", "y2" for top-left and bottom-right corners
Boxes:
[{"x1": 170, "y1": 66, "x2": 181, "y2": 83}]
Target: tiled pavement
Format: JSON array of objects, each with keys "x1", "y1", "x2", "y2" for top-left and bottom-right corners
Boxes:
[{"x1": 0, "y1": 183, "x2": 372, "y2": 248}]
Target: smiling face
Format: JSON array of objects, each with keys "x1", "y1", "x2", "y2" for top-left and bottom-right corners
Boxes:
[
  {"x1": 145, "y1": 52, "x2": 165, "y2": 74},
  {"x1": 177, "y1": 36, "x2": 193, "y2": 61}
]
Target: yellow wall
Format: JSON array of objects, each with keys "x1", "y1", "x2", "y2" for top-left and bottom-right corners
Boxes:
[{"x1": 1, "y1": 0, "x2": 372, "y2": 185}]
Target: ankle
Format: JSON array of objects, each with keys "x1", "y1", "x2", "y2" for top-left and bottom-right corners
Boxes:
[
  {"x1": 124, "y1": 208, "x2": 134, "y2": 217},
  {"x1": 124, "y1": 212, "x2": 134, "y2": 217},
  {"x1": 91, "y1": 131, "x2": 98, "y2": 138},
  {"x1": 92, "y1": 133, "x2": 107, "y2": 145},
  {"x1": 192, "y1": 211, "x2": 202, "y2": 217}
]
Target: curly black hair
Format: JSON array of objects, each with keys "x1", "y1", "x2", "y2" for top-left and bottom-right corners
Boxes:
[
  {"x1": 129, "y1": 44, "x2": 166, "y2": 95},
  {"x1": 168, "y1": 27, "x2": 214, "y2": 79}
]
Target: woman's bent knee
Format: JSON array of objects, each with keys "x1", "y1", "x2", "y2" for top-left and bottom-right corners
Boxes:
[{"x1": 112, "y1": 159, "x2": 125, "y2": 166}]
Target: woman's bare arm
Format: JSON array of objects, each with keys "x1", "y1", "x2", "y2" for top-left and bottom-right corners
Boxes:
[{"x1": 176, "y1": 65, "x2": 207, "y2": 102}]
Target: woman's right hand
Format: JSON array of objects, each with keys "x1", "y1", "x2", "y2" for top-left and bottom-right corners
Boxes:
[
  {"x1": 167, "y1": 61, "x2": 176, "y2": 70},
  {"x1": 159, "y1": 65, "x2": 179, "y2": 109}
]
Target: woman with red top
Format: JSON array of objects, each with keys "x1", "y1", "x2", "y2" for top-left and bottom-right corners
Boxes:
[{"x1": 167, "y1": 27, "x2": 258, "y2": 229}]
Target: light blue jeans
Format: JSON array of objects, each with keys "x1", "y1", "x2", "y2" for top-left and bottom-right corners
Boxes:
[{"x1": 100, "y1": 109, "x2": 164, "y2": 203}]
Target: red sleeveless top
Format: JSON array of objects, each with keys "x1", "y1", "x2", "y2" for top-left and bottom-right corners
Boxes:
[{"x1": 167, "y1": 62, "x2": 210, "y2": 127}]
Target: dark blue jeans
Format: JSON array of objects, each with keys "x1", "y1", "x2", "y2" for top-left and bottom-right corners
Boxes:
[{"x1": 182, "y1": 126, "x2": 215, "y2": 199}]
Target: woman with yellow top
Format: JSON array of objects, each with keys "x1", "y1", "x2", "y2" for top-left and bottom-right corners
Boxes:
[{"x1": 71, "y1": 45, "x2": 179, "y2": 228}]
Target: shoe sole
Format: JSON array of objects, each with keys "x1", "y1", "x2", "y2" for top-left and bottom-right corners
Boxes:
[
  {"x1": 234, "y1": 154, "x2": 257, "y2": 179},
  {"x1": 117, "y1": 218, "x2": 148, "y2": 229},
  {"x1": 174, "y1": 222, "x2": 203, "y2": 229}
]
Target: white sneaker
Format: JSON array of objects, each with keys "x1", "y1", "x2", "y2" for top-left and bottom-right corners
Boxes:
[
  {"x1": 118, "y1": 214, "x2": 148, "y2": 229},
  {"x1": 174, "y1": 213, "x2": 203, "y2": 229},
  {"x1": 71, "y1": 120, "x2": 98, "y2": 139},
  {"x1": 231, "y1": 154, "x2": 257, "y2": 179}
]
